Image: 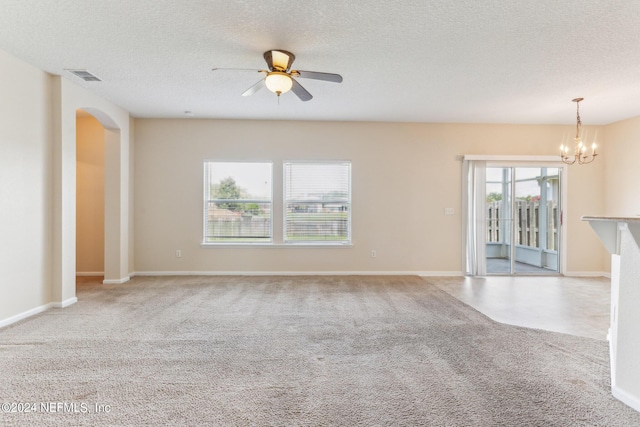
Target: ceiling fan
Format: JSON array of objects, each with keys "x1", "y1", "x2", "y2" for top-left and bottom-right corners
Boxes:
[{"x1": 213, "y1": 49, "x2": 343, "y2": 101}]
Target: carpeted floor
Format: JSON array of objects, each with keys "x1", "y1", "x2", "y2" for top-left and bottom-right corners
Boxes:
[{"x1": 1, "y1": 275, "x2": 639, "y2": 426}]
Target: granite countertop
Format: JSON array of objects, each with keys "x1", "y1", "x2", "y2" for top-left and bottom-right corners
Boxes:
[{"x1": 581, "y1": 215, "x2": 640, "y2": 222}]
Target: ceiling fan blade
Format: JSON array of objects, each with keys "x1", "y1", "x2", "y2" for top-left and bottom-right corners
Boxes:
[
  {"x1": 291, "y1": 78, "x2": 313, "y2": 102},
  {"x1": 264, "y1": 50, "x2": 295, "y2": 72},
  {"x1": 241, "y1": 79, "x2": 266, "y2": 96},
  {"x1": 293, "y1": 70, "x2": 343, "y2": 83}
]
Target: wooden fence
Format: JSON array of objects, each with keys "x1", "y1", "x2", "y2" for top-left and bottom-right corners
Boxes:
[{"x1": 487, "y1": 200, "x2": 558, "y2": 250}]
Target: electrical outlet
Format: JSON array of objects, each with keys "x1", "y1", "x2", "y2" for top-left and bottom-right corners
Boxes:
[
  {"x1": 444, "y1": 207, "x2": 455, "y2": 215},
  {"x1": 175, "y1": 250, "x2": 182, "y2": 258},
  {"x1": 371, "y1": 250, "x2": 377, "y2": 258}
]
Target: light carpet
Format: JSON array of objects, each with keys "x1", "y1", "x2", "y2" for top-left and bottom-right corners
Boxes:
[{"x1": 1, "y1": 275, "x2": 639, "y2": 426}]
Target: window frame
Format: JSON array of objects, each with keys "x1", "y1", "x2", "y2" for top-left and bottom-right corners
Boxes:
[
  {"x1": 202, "y1": 160, "x2": 274, "y2": 245},
  {"x1": 282, "y1": 160, "x2": 352, "y2": 245}
]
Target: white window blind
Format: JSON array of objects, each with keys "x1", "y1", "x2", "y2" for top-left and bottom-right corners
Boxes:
[
  {"x1": 203, "y1": 162, "x2": 272, "y2": 243},
  {"x1": 283, "y1": 161, "x2": 351, "y2": 244}
]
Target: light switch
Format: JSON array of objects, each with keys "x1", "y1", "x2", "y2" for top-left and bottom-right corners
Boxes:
[{"x1": 444, "y1": 208, "x2": 455, "y2": 215}]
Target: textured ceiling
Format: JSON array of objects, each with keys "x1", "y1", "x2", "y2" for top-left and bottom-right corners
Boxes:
[{"x1": 2, "y1": 0, "x2": 640, "y2": 124}]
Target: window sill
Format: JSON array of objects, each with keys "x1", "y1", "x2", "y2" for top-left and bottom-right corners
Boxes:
[{"x1": 201, "y1": 243, "x2": 353, "y2": 249}]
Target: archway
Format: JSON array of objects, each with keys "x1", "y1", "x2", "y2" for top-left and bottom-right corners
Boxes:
[
  {"x1": 52, "y1": 76, "x2": 131, "y2": 307},
  {"x1": 76, "y1": 107, "x2": 128, "y2": 283},
  {"x1": 76, "y1": 110, "x2": 106, "y2": 282}
]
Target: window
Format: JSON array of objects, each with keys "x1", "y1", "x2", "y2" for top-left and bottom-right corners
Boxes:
[
  {"x1": 203, "y1": 162, "x2": 272, "y2": 243},
  {"x1": 283, "y1": 161, "x2": 351, "y2": 244}
]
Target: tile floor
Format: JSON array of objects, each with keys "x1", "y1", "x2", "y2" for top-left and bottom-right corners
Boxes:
[
  {"x1": 486, "y1": 258, "x2": 559, "y2": 274},
  {"x1": 431, "y1": 275, "x2": 611, "y2": 340}
]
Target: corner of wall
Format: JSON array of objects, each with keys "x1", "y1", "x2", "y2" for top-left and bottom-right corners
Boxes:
[{"x1": 129, "y1": 116, "x2": 136, "y2": 275}]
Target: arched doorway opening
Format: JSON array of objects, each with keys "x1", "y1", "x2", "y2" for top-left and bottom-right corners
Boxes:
[
  {"x1": 76, "y1": 110, "x2": 105, "y2": 284},
  {"x1": 74, "y1": 107, "x2": 125, "y2": 289}
]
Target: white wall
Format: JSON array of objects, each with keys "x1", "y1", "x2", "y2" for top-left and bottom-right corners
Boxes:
[
  {"x1": 0, "y1": 50, "x2": 53, "y2": 322},
  {"x1": 134, "y1": 119, "x2": 606, "y2": 275}
]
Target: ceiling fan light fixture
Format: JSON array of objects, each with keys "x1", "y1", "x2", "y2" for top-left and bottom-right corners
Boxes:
[
  {"x1": 265, "y1": 72, "x2": 293, "y2": 95},
  {"x1": 219, "y1": 49, "x2": 342, "y2": 101}
]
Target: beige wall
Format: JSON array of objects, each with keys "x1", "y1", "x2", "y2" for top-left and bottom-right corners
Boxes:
[
  {"x1": 129, "y1": 117, "x2": 136, "y2": 276},
  {"x1": 134, "y1": 119, "x2": 607, "y2": 274},
  {"x1": 0, "y1": 49, "x2": 53, "y2": 321},
  {"x1": 603, "y1": 116, "x2": 640, "y2": 216},
  {"x1": 596, "y1": 115, "x2": 640, "y2": 272},
  {"x1": 0, "y1": 47, "x2": 133, "y2": 325},
  {"x1": 76, "y1": 114, "x2": 105, "y2": 273}
]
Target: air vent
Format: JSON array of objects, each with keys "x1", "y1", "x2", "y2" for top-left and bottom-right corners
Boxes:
[{"x1": 66, "y1": 69, "x2": 102, "y2": 82}]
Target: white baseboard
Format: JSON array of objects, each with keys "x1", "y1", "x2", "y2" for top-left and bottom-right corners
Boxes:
[
  {"x1": 0, "y1": 303, "x2": 53, "y2": 328},
  {"x1": 564, "y1": 271, "x2": 611, "y2": 278},
  {"x1": 103, "y1": 276, "x2": 131, "y2": 284},
  {"x1": 419, "y1": 271, "x2": 465, "y2": 277},
  {"x1": 53, "y1": 297, "x2": 78, "y2": 308},
  {"x1": 134, "y1": 270, "x2": 607, "y2": 278},
  {"x1": 76, "y1": 271, "x2": 104, "y2": 277},
  {"x1": 133, "y1": 270, "x2": 464, "y2": 277},
  {"x1": 613, "y1": 386, "x2": 640, "y2": 413},
  {"x1": 0, "y1": 297, "x2": 77, "y2": 329}
]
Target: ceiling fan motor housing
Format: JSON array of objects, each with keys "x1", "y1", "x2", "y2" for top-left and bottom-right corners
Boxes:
[{"x1": 264, "y1": 50, "x2": 295, "y2": 72}]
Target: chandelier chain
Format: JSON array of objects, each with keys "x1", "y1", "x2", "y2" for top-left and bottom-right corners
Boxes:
[{"x1": 575, "y1": 101, "x2": 581, "y2": 139}]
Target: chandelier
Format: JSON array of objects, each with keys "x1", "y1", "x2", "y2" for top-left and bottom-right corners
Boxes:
[{"x1": 560, "y1": 98, "x2": 597, "y2": 165}]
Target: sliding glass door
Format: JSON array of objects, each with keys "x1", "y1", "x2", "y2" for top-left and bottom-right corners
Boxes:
[
  {"x1": 485, "y1": 168, "x2": 513, "y2": 273},
  {"x1": 485, "y1": 166, "x2": 561, "y2": 275}
]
